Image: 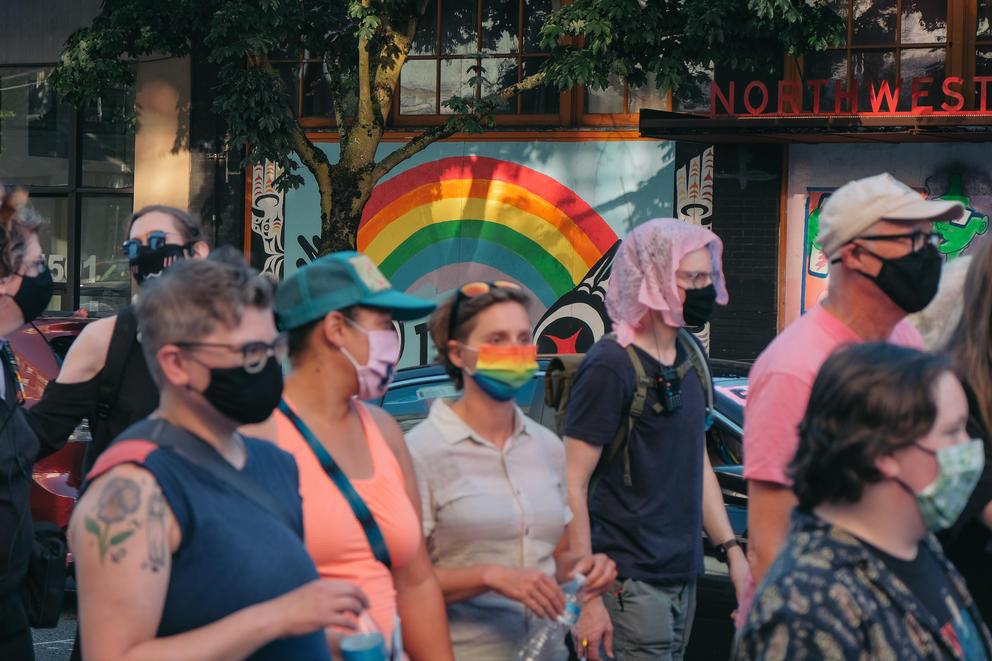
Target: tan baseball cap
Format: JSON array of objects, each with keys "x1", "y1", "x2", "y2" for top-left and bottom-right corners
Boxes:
[{"x1": 817, "y1": 173, "x2": 963, "y2": 258}]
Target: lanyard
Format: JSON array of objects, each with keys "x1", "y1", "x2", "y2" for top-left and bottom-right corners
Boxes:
[{"x1": 277, "y1": 400, "x2": 392, "y2": 569}]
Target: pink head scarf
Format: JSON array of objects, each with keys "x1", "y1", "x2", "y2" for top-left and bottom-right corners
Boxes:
[{"x1": 605, "y1": 218, "x2": 729, "y2": 347}]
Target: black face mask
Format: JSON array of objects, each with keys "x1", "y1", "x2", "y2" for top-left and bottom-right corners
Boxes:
[
  {"x1": 682, "y1": 284, "x2": 717, "y2": 326},
  {"x1": 200, "y1": 356, "x2": 284, "y2": 425},
  {"x1": 858, "y1": 243, "x2": 942, "y2": 313},
  {"x1": 11, "y1": 266, "x2": 54, "y2": 324},
  {"x1": 130, "y1": 244, "x2": 190, "y2": 285}
]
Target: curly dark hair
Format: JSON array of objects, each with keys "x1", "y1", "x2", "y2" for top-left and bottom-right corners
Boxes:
[
  {"x1": 427, "y1": 285, "x2": 531, "y2": 389},
  {"x1": 790, "y1": 342, "x2": 954, "y2": 510}
]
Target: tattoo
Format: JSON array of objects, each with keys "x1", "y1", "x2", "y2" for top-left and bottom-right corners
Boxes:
[
  {"x1": 146, "y1": 491, "x2": 167, "y2": 572},
  {"x1": 84, "y1": 477, "x2": 141, "y2": 564}
]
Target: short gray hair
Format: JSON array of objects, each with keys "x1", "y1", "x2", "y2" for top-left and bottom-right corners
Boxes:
[
  {"x1": 0, "y1": 184, "x2": 44, "y2": 278},
  {"x1": 135, "y1": 252, "x2": 274, "y2": 385}
]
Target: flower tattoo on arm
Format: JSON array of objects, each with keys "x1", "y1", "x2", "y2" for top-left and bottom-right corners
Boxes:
[{"x1": 84, "y1": 477, "x2": 141, "y2": 564}]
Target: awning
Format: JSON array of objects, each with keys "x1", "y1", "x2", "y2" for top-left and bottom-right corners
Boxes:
[{"x1": 639, "y1": 109, "x2": 992, "y2": 144}]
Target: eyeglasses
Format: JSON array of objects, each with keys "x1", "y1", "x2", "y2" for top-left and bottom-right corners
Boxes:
[
  {"x1": 447, "y1": 281, "x2": 522, "y2": 340},
  {"x1": 175, "y1": 333, "x2": 289, "y2": 374},
  {"x1": 855, "y1": 231, "x2": 942, "y2": 252},
  {"x1": 122, "y1": 231, "x2": 191, "y2": 259},
  {"x1": 675, "y1": 270, "x2": 714, "y2": 289}
]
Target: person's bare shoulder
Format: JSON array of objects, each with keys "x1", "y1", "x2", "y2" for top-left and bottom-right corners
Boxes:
[{"x1": 56, "y1": 315, "x2": 118, "y2": 384}]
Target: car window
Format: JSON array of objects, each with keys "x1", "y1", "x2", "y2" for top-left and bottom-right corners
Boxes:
[{"x1": 383, "y1": 378, "x2": 538, "y2": 433}]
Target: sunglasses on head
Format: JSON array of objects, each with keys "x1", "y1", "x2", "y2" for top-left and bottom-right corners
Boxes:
[{"x1": 447, "y1": 280, "x2": 521, "y2": 340}]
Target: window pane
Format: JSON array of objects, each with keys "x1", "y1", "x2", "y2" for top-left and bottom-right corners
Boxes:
[
  {"x1": 273, "y1": 63, "x2": 302, "y2": 114},
  {"x1": 585, "y1": 74, "x2": 624, "y2": 114},
  {"x1": 852, "y1": 49, "x2": 895, "y2": 111},
  {"x1": 79, "y1": 196, "x2": 132, "y2": 315},
  {"x1": 440, "y1": 59, "x2": 477, "y2": 114},
  {"x1": 804, "y1": 50, "x2": 847, "y2": 111},
  {"x1": 482, "y1": 0, "x2": 517, "y2": 53},
  {"x1": 629, "y1": 73, "x2": 670, "y2": 113},
  {"x1": 523, "y1": 0, "x2": 559, "y2": 52},
  {"x1": 440, "y1": 0, "x2": 478, "y2": 55},
  {"x1": 977, "y1": 47, "x2": 992, "y2": 76},
  {"x1": 852, "y1": 0, "x2": 896, "y2": 45},
  {"x1": 480, "y1": 57, "x2": 518, "y2": 114},
  {"x1": 31, "y1": 197, "x2": 69, "y2": 288},
  {"x1": 81, "y1": 89, "x2": 135, "y2": 189},
  {"x1": 980, "y1": 0, "x2": 992, "y2": 39},
  {"x1": 301, "y1": 61, "x2": 334, "y2": 117},
  {"x1": 400, "y1": 60, "x2": 437, "y2": 115},
  {"x1": 898, "y1": 48, "x2": 944, "y2": 110},
  {"x1": 520, "y1": 58, "x2": 557, "y2": 113},
  {"x1": 673, "y1": 64, "x2": 714, "y2": 113},
  {"x1": 411, "y1": 0, "x2": 438, "y2": 55},
  {"x1": 900, "y1": 0, "x2": 947, "y2": 43},
  {"x1": 0, "y1": 68, "x2": 69, "y2": 187}
]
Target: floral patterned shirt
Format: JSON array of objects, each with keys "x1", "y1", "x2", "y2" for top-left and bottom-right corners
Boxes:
[{"x1": 734, "y1": 509, "x2": 992, "y2": 660}]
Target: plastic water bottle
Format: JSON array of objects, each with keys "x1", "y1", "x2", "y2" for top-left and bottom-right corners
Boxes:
[{"x1": 516, "y1": 574, "x2": 587, "y2": 661}]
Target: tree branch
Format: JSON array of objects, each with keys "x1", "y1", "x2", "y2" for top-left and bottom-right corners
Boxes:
[
  {"x1": 371, "y1": 71, "x2": 545, "y2": 183},
  {"x1": 324, "y1": 55, "x2": 350, "y2": 149}
]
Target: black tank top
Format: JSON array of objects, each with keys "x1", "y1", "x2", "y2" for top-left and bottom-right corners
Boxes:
[{"x1": 82, "y1": 305, "x2": 158, "y2": 474}]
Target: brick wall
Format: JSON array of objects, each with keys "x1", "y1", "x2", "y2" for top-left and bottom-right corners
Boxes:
[{"x1": 687, "y1": 143, "x2": 783, "y2": 361}]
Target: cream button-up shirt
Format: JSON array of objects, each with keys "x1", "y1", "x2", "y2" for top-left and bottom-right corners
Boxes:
[{"x1": 406, "y1": 399, "x2": 572, "y2": 661}]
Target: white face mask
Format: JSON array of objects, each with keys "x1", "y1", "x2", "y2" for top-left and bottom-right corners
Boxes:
[{"x1": 340, "y1": 318, "x2": 400, "y2": 399}]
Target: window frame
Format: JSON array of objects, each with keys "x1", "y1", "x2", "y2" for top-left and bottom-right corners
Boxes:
[{"x1": 0, "y1": 63, "x2": 134, "y2": 314}]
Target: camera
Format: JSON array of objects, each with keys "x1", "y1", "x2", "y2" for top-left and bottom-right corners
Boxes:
[{"x1": 658, "y1": 368, "x2": 683, "y2": 413}]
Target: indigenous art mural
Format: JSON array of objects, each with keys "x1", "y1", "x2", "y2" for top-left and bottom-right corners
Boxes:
[
  {"x1": 250, "y1": 139, "x2": 676, "y2": 367},
  {"x1": 786, "y1": 143, "x2": 992, "y2": 324}
]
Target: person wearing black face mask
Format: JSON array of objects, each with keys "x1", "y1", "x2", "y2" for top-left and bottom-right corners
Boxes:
[
  {"x1": 69, "y1": 255, "x2": 369, "y2": 661},
  {"x1": 0, "y1": 186, "x2": 56, "y2": 661},
  {"x1": 26, "y1": 206, "x2": 210, "y2": 491},
  {"x1": 741, "y1": 173, "x2": 965, "y2": 629}
]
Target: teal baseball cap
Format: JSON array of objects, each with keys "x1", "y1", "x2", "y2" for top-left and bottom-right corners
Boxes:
[{"x1": 274, "y1": 251, "x2": 436, "y2": 330}]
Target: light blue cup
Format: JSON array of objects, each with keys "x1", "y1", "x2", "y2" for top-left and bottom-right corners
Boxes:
[{"x1": 340, "y1": 632, "x2": 388, "y2": 661}]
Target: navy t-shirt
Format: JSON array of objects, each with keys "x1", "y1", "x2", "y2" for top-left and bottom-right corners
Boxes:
[
  {"x1": 563, "y1": 337, "x2": 705, "y2": 584},
  {"x1": 89, "y1": 423, "x2": 331, "y2": 660},
  {"x1": 866, "y1": 541, "x2": 988, "y2": 660}
]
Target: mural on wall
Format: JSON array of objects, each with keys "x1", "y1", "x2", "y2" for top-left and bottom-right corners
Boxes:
[
  {"x1": 800, "y1": 172, "x2": 990, "y2": 315},
  {"x1": 249, "y1": 161, "x2": 287, "y2": 278},
  {"x1": 260, "y1": 140, "x2": 675, "y2": 366},
  {"x1": 357, "y1": 156, "x2": 621, "y2": 360},
  {"x1": 676, "y1": 146, "x2": 714, "y2": 229}
]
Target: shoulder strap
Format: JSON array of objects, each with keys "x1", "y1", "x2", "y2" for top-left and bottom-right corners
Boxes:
[
  {"x1": 590, "y1": 336, "x2": 652, "y2": 493},
  {"x1": 96, "y1": 306, "x2": 138, "y2": 420},
  {"x1": 676, "y1": 329, "x2": 714, "y2": 430},
  {"x1": 277, "y1": 399, "x2": 392, "y2": 569},
  {"x1": 143, "y1": 419, "x2": 298, "y2": 533}
]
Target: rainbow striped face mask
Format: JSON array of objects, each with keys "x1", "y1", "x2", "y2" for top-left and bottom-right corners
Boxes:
[{"x1": 462, "y1": 343, "x2": 538, "y2": 402}]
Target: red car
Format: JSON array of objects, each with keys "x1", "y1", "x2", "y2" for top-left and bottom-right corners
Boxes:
[{"x1": 11, "y1": 313, "x2": 96, "y2": 531}]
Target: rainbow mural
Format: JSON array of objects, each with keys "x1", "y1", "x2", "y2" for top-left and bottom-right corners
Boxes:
[{"x1": 357, "y1": 156, "x2": 619, "y2": 307}]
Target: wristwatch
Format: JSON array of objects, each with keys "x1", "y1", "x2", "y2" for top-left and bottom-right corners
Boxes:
[{"x1": 713, "y1": 538, "x2": 740, "y2": 564}]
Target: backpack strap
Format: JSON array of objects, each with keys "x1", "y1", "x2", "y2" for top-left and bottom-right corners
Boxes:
[
  {"x1": 589, "y1": 336, "x2": 652, "y2": 494},
  {"x1": 277, "y1": 399, "x2": 392, "y2": 569},
  {"x1": 676, "y1": 328, "x2": 714, "y2": 430},
  {"x1": 95, "y1": 306, "x2": 138, "y2": 420}
]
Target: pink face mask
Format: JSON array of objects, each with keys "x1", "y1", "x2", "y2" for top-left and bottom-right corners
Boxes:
[{"x1": 340, "y1": 318, "x2": 401, "y2": 399}]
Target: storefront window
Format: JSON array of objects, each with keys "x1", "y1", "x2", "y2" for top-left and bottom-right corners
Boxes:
[
  {"x1": 0, "y1": 68, "x2": 70, "y2": 187},
  {"x1": 79, "y1": 196, "x2": 131, "y2": 315},
  {"x1": 803, "y1": 0, "x2": 948, "y2": 112},
  {"x1": 0, "y1": 65, "x2": 133, "y2": 314},
  {"x1": 401, "y1": 0, "x2": 560, "y2": 116}
]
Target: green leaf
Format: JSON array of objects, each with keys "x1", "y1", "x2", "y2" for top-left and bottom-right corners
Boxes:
[
  {"x1": 85, "y1": 516, "x2": 101, "y2": 536},
  {"x1": 109, "y1": 529, "x2": 135, "y2": 546}
]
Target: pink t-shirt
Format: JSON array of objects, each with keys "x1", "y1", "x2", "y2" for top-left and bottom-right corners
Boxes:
[{"x1": 742, "y1": 303, "x2": 924, "y2": 486}]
